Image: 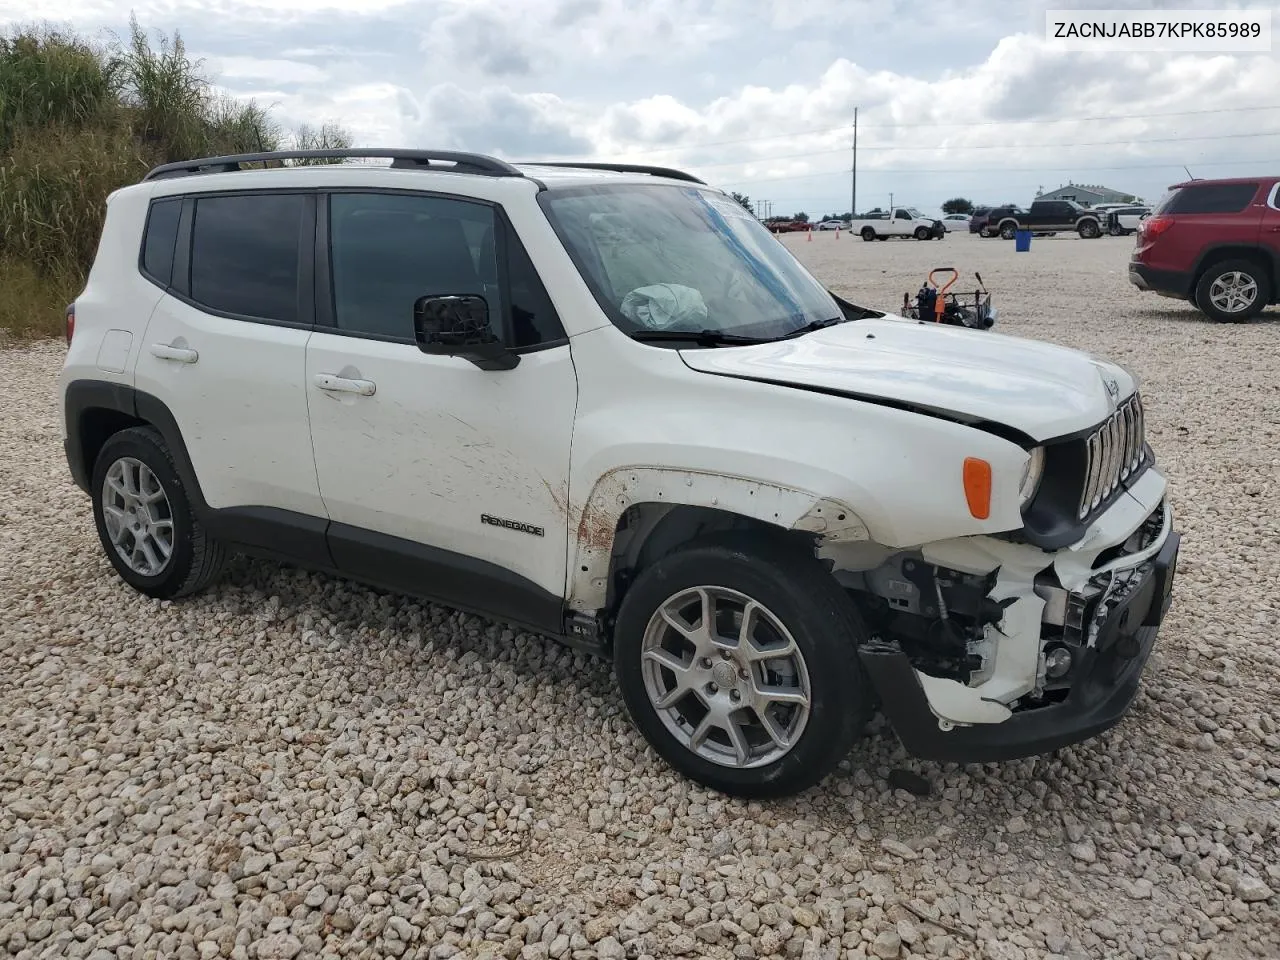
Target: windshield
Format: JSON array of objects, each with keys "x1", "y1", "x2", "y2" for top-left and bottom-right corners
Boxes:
[
  {"x1": 906, "y1": 207, "x2": 925, "y2": 219},
  {"x1": 538, "y1": 183, "x2": 842, "y2": 340}
]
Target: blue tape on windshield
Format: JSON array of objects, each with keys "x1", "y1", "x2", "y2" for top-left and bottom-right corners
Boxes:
[{"x1": 691, "y1": 190, "x2": 805, "y2": 319}]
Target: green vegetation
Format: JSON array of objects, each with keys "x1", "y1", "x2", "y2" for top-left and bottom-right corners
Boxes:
[{"x1": 0, "y1": 18, "x2": 352, "y2": 340}]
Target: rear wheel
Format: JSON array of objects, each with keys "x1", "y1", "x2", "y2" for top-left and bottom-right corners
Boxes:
[
  {"x1": 91, "y1": 426, "x2": 228, "y2": 599},
  {"x1": 612, "y1": 534, "x2": 872, "y2": 798},
  {"x1": 999, "y1": 221, "x2": 1017, "y2": 240},
  {"x1": 860, "y1": 227, "x2": 876, "y2": 241},
  {"x1": 1195, "y1": 260, "x2": 1270, "y2": 323}
]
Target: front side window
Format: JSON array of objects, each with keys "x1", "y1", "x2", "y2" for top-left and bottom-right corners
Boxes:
[
  {"x1": 329, "y1": 192, "x2": 500, "y2": 341},
  {"x1": 538, "y1": 184, "x2": 842, "y2": 340},
  {"x1": 189, "y1": 194, "x2": 305, "y2": 323}
]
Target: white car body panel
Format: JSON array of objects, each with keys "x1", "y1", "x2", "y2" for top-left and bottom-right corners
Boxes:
[{"x1": 304, "y1": 332, "x2": 577, "y2": 599}]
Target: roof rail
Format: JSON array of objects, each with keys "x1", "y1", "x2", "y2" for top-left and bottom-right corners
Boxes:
[
  {"x1": 142, "y1": 148, "x2": 523, "y2": 181},
  {"x1": 518, "y1": 161, "x2": 707, "y2": 185}
]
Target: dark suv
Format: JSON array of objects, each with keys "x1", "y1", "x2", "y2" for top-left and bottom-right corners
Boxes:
[{"x1": 1128, "y1": 176, "x2": 1280, "y2": 323}]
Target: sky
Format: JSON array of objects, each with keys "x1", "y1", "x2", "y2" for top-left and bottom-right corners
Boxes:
[{"x1": 9, "y1": 0, "x2": 1280, "y2": 217}]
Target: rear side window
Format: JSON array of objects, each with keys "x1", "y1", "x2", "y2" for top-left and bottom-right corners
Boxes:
[
  {"x1": 189, "y1": 194, "x2": 305, "y2": 323},
  {"x1": 1158, "y1": 182, "x2": 1259, "y2": 215},
  {"x1": 141, "y1": 198, "x2": 181, "y2": 287}
]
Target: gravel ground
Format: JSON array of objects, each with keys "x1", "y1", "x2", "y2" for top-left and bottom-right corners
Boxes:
[{"x1": 2, "y1": 230, "x2": 1278, "y2": 960}]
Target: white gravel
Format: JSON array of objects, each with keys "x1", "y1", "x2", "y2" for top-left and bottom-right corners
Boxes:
[{"x1": 2, "y1": 230, "x2": 1278, "y2": 960}]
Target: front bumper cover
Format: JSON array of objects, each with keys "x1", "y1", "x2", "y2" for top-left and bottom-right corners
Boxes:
[{"x1": 859, "y1": 526, "x2": 1180, "y2": 763}]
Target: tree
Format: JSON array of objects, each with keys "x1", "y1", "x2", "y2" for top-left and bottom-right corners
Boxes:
[
  {"x1": 942, "y1": 197, "x2": 974, "y2": 215},
  {"x1": 793, "y1": 212, "x2": 809, "y2": 223},
  {"x1": 729, "y1": 191, "x2": 753, "y2": 212}
]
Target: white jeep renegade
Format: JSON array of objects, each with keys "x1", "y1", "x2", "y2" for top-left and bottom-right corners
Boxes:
[{"x1": 59, "y1": 149, "x2": 1180, "y2": 798}]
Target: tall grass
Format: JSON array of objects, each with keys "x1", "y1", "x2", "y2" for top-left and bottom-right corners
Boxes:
[{"x1": 0, "y1": 17, "x2": 353, "y2": 340}]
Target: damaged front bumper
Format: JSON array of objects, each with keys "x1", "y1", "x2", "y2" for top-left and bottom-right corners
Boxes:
[{"x1": 846, "y1": 468, "x2": 1180, "y2": 763}]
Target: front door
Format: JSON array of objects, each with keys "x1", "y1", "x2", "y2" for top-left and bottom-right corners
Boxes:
[{"x1": 304, "y1": 189, "x2": 577, "y2": 632}]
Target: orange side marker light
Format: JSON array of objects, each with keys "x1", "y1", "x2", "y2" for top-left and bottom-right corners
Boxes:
[{"x1": 963, "y1": 457, "x2": 992, "y2": 519}]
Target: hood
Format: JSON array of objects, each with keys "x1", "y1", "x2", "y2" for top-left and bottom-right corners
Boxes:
[{"x1": 678, "y1": 315, "x2": 1135, "y2": 444}]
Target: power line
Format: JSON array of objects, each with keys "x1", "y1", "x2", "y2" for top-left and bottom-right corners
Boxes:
[
  {"x1": 686, "y1": 129, "x2": 1280, "y2": 174},
  {"x1": 603, "y1": 103, "x2": 1280, "y2": 159},
  {"x1": 714, "y1": 156, "x2": 1280, "y2": 188}
]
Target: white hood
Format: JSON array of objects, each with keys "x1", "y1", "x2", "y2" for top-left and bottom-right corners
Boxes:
[{"x1": 678, "y1": 316, "x2": 1135, "y2": 443}]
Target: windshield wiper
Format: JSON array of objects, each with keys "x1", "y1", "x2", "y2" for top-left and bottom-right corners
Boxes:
[{"x1": 628, "y1": 329, "x2": 774, "y2": 346}]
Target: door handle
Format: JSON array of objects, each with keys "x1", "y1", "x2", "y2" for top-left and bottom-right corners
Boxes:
[
  {"x1": 149, "y1": 343, "x2": 198, "y2": 363},
  {"x1": 313, "y1": 373, "x2": 376, "y2": 396},
  {"x1": 1269, "y1": 226, "x2": 1280, "y2": 233}
]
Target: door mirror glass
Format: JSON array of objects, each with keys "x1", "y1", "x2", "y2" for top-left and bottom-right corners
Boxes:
[{"x1": 413, "y1": 295, "x2": 519, "y2": 370}]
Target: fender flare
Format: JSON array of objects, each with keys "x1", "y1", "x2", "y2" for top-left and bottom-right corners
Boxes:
[
  {"x1": 566, "y1": 466, "x2": 871, "y2": 613},
  {"x1": 64, "y1": 379, "x2": 212, "y2": 513}
]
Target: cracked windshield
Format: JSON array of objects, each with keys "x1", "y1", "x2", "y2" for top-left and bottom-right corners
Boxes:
[{"x1": 541, "y1": 185, "x2": 842, "y2": 340}]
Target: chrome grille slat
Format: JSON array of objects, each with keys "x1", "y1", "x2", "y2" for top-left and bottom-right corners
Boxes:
[{"x1": 1077, "y1": 393, "x2": 1146, "y2": 520}]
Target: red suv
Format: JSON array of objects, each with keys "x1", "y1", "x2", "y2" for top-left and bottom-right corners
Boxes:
[{"x1": 1129, "y1": 176, "x2": 1280, "y2": 322}]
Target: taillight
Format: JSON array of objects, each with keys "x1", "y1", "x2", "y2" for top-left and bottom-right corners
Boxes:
[
  {"x1": 1138, "y1": 215, "x2": 1174, "y2": 242},
  {"x1": 65, "y1": 302, "x2": 75, "y2": 345}
]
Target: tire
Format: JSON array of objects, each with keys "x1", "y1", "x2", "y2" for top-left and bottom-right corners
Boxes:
[
  {"x1": 1077, "y1": 218, "x2": 1100, "y2": 239},
  {"x1": 914, "y1": 226, "x2": 930, "y2": 241},
  {"x1": 860, "y1": 227, "x2": 876, "y2": 241},
  {"x1": 1108, "y1": 222, "x2": 1123, "y2": 237},
  {"x1": 1194, "y1": 259, "x2": 1270, "y2": 323},
  {"x1": 91, "y1": 425, "x2": 228, "y2": 600},
  {"x1": 999, "y1": 221, "x2": 1017, "y2": 240},
  {"x1": 612, "y1": 532, "x2": 873, "y2": 798}
]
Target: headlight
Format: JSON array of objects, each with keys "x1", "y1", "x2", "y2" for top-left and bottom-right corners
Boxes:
[{"x1": 1019, "y1": 446, "x2": 1045, "y2": 505}]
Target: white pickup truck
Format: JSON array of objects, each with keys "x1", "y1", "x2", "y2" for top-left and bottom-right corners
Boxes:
[{"x1": 850, "y1": 207, "x2": 944, "y2": 241}]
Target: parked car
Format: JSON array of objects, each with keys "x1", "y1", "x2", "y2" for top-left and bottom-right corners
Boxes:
[
  {"x1": 1106, "y1": 205, "x2": 1151, "y2": 236},
  {"x1": 990, "y1": 199, "x2": 1104, "y2": 239},
  {"x1": 817, "y1": 219, "x2": 846, "y2": 230},
  {"x1": 1129, "y1": 175, "x2": 1279, "y2": 322},
  {"x1": 940, "y1": 213, "x2": 971, "y2": 232},
  {"x1": 59, "y1": 148, "x2": 1179, "y2": 798},
  {"x1": 850, "y1": 206, "x2": 944, "y2": 240},
  {"x1": 765, "y1": 218, "x2": 808, "y2": 234}
]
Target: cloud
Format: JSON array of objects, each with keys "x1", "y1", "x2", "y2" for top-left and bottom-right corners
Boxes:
[{"x1": 5, "y1": 0, "x2": 1278, "y2": 211}]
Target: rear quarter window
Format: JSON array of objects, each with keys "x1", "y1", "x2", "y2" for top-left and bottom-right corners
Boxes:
[
  {"x1": 1159, "y1": 182, "x2": 1260, "y2": 215},
  {"x1": 140, "y1": 198, "x2": 182, "y2": 287}
]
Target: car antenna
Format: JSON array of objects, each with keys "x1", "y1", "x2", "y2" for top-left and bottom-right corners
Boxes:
[{"x1": 1183, "y1": 165, "x2": 1198, "y2": 181}]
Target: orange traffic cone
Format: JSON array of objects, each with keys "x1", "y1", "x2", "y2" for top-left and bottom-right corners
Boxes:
[
  {"x1": 807, "y1": 226, "x2": 812, "y2": 241},
  {"x1": 835, "y1": 226, "x2": 840, "y2": 239}
]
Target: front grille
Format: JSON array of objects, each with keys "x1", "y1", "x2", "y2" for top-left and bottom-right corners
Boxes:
[{"x1": 1078, "y1": 393, "x2": 1146, "y2": 519}]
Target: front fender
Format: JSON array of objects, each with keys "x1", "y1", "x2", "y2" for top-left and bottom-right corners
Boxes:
[{"x1": 566, "y1": 466, "x2": 871, "y2": 613}]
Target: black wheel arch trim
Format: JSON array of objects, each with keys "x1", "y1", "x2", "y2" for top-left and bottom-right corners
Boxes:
[
  {"x1": 62, "y1": 378, "x2": 577, "y2": 647},
  {"x1": 1190, "y1": 243, "x2": 1279, "y2": 297}
]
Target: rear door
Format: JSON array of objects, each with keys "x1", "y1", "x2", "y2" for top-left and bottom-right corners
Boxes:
[
  {"x1": 1162, "y1": 180, "x2": 1266, "y2": 270},
  {"x1": 135, "y1": 190, "x2": 326, "y2": 522}
]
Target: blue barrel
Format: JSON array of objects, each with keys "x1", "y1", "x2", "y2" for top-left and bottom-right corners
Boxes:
[{"x1": 1014, "y1": 229, "x2": 1032, "y2": 252}]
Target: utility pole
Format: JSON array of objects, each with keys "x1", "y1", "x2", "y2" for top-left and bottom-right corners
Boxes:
[
  {"x1": 889, "y1": 192, "x2": 894, "y2": 211},
  {"x1": 850, "y1": 107, "x2": 857, "y2": 216}
]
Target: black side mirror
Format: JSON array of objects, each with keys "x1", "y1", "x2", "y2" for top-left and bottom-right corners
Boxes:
[{"x1": 412, "y1": 294, "x2": 518, "y2": 371}]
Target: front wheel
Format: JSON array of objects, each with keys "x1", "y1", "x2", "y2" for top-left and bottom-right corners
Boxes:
[
  {"x1": 612, "y1": 534, "x2": 873, "y2": 798},
  {"x1": 91, "y1": 426, "x2": 228, "y2": 599},
  {"x1": 914, "y1": 226, "x2": 930, "y2": 240},
  {"x1": 1078, "y1": 219, "x2": 1101, "y2": 239},
  {"x1": 1195, "y1": 259, "x2": 1270, "y2": 323}
]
